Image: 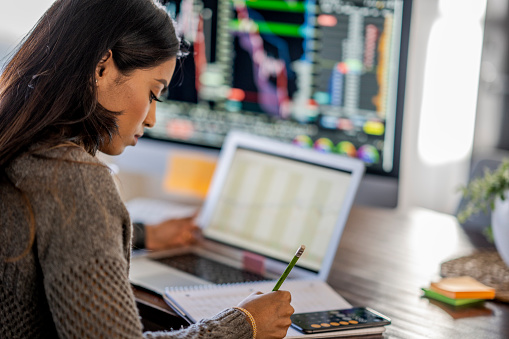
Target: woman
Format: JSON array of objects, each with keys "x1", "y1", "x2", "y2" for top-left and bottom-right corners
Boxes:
[{"x1": 0, "y1": 0, "x2": 294, "y2": 338}]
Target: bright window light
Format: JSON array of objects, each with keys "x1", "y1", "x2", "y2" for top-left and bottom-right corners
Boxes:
[{"x1": 417, "y1": 0, "x2": 486, "y2": 166}]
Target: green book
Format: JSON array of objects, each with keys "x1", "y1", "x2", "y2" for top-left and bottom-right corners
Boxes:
[{"x1": 421, "y1": 288, "x2": 484, "y2": 306}]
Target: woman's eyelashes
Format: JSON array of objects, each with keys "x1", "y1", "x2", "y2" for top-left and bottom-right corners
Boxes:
[{"x1": 149, "y1": 92, "x2": 163, "y2": 103}]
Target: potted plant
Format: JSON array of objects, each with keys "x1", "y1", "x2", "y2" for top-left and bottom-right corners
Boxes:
[{"x1": 458, "y1": 159, "x2": 509, "y2": 267}]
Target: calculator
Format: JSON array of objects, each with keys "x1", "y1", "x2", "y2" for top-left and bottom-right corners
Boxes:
[{"x1": 290, "y1": 307, "x2": 391, "y2": 334}]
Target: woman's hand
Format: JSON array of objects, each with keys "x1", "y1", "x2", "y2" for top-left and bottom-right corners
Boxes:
[
  {"x1": 144, "y1": 214, "x2": 201, "y2": 251},
  {"x1": 237, "y1": 290, "x2": 294, "y2": 339}
]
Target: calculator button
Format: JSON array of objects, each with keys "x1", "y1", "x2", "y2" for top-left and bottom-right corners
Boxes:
[
  {"x1": 330, "y1": 322, "x2": 340, "y2": 326},
  {"x1": 311, "y1": 324, "x2": 321, "y2": 328},
  {"x1": 349, "y1": 320, "x2": 359, "y2": 324},
  {"x1": 321, "y1": 323, "x2": 331, "y2": 327},
  {"x1": 340, "y1": 321, "x2": 349, "y2": 325}
]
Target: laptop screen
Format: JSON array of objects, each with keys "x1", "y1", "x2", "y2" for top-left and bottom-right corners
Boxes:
[{"x1": 203, "y1": 147, "x2": 354, "y2": 272}]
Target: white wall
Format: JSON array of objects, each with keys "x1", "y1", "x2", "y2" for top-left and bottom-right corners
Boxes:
[{"x1": 0, "y1": 0, "x2": 489, "y2": 215}]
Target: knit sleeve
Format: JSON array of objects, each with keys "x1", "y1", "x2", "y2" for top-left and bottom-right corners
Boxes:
[
  {"x1": 44, "y1": 256, "x2": 252, "y2": 338},
  {"x1": 44, "y1": 255, "x2": 143, "y2": 337},
  {"x1": 143, "y1": 308, "x2": 252, "y2": 339},
  {"x1": 47, "y1": 258, "x2": 252, "y2": 339},
  {"x1": 26, "y1": 149, "x2": 143, "y2": 337},
  {"x1": 21, "y1": 147, "x2": 252, "y2": 338}
]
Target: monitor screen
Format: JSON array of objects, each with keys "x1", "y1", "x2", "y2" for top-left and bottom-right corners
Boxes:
[{"x1": 148, "y1": 0, "x2": 412, "y2": 201}]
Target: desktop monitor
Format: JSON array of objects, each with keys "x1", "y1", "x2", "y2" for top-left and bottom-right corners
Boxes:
[{"x1": 144, "y1": 0, "x2": 412, "y2": 208}]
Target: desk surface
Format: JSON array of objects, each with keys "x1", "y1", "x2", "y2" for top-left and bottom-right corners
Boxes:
[{"x1": 134, "y1": 206, "x2": 509, "y2": 338}]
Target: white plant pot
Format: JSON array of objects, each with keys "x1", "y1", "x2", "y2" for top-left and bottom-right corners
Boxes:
[{"x1": 492, "y1": 193, "x2": 509, "y2": 268}]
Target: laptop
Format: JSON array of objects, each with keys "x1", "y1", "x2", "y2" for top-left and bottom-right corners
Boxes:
[{"x1": 129, "y1": 131, "x2": 365, "y2": 294}]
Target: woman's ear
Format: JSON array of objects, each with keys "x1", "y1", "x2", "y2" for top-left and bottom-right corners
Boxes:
[{"x1": 95, "y1": 50, "x2": 115, "y2": 85}]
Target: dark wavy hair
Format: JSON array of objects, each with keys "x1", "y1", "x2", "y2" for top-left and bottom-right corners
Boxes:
[
  {"x1": 0, "y1": 0, "x2": 181, "y2": 172},
  {"x1": 0, "y1": 0, "x2": 183, "y2": 262}
]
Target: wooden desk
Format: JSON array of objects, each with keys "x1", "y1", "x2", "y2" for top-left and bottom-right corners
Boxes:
[{"x1": 134, "y1": 206, "x2": 509, "y2": 338}]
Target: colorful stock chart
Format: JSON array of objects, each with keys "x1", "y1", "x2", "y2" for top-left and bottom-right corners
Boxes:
[{"x1": 149, "y1": 0, "x2": 407, "y2": 175}]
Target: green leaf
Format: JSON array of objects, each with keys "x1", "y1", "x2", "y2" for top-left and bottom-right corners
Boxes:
[{"x1": 457, "y1": 159, "x2": 509, "y2": 222}]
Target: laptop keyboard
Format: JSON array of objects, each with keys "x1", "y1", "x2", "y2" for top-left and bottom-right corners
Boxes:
[{"x1": 154, "y1": 253, "x2": 268, "y2": 284}]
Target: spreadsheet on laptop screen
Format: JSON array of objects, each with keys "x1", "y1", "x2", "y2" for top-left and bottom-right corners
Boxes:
[{"x1": 203, "y1": 148, "x2": 353, "y2": 272}]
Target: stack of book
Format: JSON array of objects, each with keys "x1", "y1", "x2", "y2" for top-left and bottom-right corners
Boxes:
[{"x1": 422, "y1": 276, "x2": 496, "y2": 306}]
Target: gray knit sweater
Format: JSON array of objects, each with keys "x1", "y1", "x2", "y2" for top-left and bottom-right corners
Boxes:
[{"x1": 0, "y1": 145, "x2": 251, "y2": 339}]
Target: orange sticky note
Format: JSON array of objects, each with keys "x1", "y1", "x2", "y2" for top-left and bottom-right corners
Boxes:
[
  {"x1": 163, "y1": 153, "x2": 216, "y2": 199},
  {"x1": 430, "y1": 276, "x2": 496, "y2": 300}
]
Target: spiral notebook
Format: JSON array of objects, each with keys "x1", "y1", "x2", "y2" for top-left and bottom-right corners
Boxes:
[{"x1": 163, "y1": 279, "x2": 386, "y2": 338}]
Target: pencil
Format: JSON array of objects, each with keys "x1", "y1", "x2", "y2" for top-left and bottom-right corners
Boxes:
[{"x1": 272, "y1": 245, "x2": 306, "y2": 291}]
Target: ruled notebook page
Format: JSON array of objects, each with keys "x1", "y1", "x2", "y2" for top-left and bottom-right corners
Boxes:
[{"x1": 164, "y1": 279, "x2": 386, "y2": 338}]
